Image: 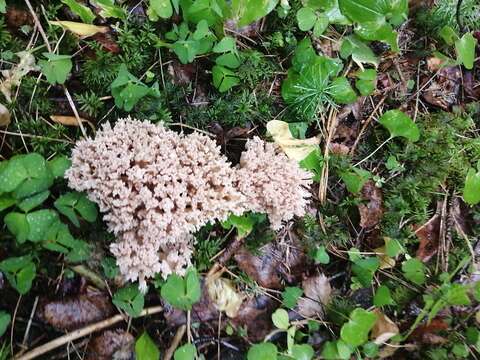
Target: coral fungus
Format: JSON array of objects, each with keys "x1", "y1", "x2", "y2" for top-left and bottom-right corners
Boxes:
[{"x1": 66, "y1": 118, "x2": 311, "y2": 288}]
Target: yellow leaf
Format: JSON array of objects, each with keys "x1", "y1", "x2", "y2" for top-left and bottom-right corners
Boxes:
[
  {"x1": 50, "y1": 115, "x2": 95, "y2": 133},
  {"x1": 49, "y1": 21, "x2": 108, "y2": 37},
  {"x1": 266, "y1": 120, "x2": 320, "y2": 161},
  {"x1": 0, "y1": 104, "x2": 10, "y2": 126},
  {"x1": 206, "y1": 276, "x2": 244, "y2": 318},
  {"x1": 374, "y1": 242, "x2": 396, "y2": 270}
]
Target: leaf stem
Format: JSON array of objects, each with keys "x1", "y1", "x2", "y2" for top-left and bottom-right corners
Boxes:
[{"x1": 354, "y1": 136, "x2": 393, "y2": 167}]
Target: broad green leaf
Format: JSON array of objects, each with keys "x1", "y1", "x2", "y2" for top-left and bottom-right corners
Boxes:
[
  {"x1": 0, "y1": 256, "x2": 36, "y2": 294},
  {"x1": 321, "y1": 340, "x2": 352, "y2": 360},
  {"x1": 355, "y1": 68, "x2": 377, "y2": 96},
  {"x1": 339, "y1": 0, "x2": 384, "y2": 23},
  {"x1": 174, "y1": 343, "x2": 196, "y2": 360},
  {"x1": 291, "y1": 38, "x2": 317, "y2": 72},
  {"x1": 313, "y1": 14, "x2": 329, "y2": 36},
  {"x1": 17, "y1": 190, "x2": 50, "y2": 212},
  {"x1": 299, "y1": 148, "x2": 323, "y2": 182},
  {"x1": 232, "y1": 0, "x2": 279, "y2": 28},
  {"x1": 439, "y1": 25, "x2": 458, "y2": 46},
  {"x1": 340, "y1": 168, "x2": 371, "y2": 194},
  {"x1": 215, "y1": 52, "x2": 241, "y2": 68},
  {"x1": 247, "y1": 343, "x2": 278, "y2": 360},
  {"x1": 340, "y1": 308, "x2": 377, "y2": 347},
  {"x1": 48, "y1": 155, "x2": 71, "y2": 178},
  {"x1": 402, "y1": 258, "x2": 425, "y2": 285},
  {"x1": 4, "y1": 212, "x2": 29, "y2": 243},
  {"x1": 135, "y1": 332, "x2": 160, "y2": 360},
  {"x1": 192, "y1": 20, "x2": 210, "y2": 40},
  {"x1": 455, "y1": 32, "x2": 477, "y2": 70},
  {"x1": 272, "y1": 308, "x2": 289, "y2": 330},
  {"x1": 351, "y1": 257, "x2": 379, "y2": 287},
  {"x1": 340, "y1": 35, "x2": 379, "y2": 69},
  {"x1": 212, "y1": 65, "x2": 240, "y2": 92},
  {"x1": 0, "y1": 0, "x2": 5, "y2": 13},
  {"x1": 111, "y1": 65, "x2": 159, "y2": 110},
  {"x1": 213, "y1": 36, "x2": 236, "y2": 53},
  {"x1": 0, "y1": 311, "x2": 11, "y2": 337},
  {"x1": 0, "y1": 157, "x2": 28, "y2": 193},
  {"x1": 26, "y1": 209, "x2": 59, "y2": 242},
  {"x1": 160, "y1": 268, "x2": 201, "y2": 310},
  {"x1": 92, "y1": 0, "x2": 127, "y2": 19},
  {"x1": 363, "y1": 342, "x2": 379, "y2": 357},
  {"x1": 356, "y1": 21, "x2": 398, "y2": 52},
  {"x1": 313, "y1": 245, "x2": 330, "y2": 264},
  {"x1": 148, "y1": 0, "x2": 173, "y2": 20},
  {"x1": 61, "y1": 0, "x2": 96, "y2": 23},
  {"x1": 378, "y1": 109, "x2": 420, "y2": 141},
  {"x1": 113, "y1": 284, "x2": 145, "y2": 317},
  {"x1": 297, "y1": 7, "x2": 317, "y2": 31},
  {"x1": 328, "y1": 76, "x2": 357, "y2": 104},
  {"x1": 221, "y1": 213, "x2": 259, "y2": 237},
  {"x1": 464, "y1": 167, "x2": 480, "y2": 205},
  {"x1": 39, "y1": 53, "x2": 72, "y2": 85},
  {"x1": 172, "y1": 40, "x2": 198, "y2": 64},
  {"x1": 282, "y1": 287, "x2": 303, "y2": 309},
  {"x1": 373, "y1": 285, "x2": 395, "y2": 307},
  {"x1": 0, "y1": 193, "x2": 16, "y2": 212},
  {"x1": 291, "y1": 344, "x2": 314, "y2": 360}
]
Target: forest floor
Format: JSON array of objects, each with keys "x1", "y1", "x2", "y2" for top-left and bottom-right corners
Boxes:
[{"x1": 1, "y1": 0, "x2": 480, "y2": 359}]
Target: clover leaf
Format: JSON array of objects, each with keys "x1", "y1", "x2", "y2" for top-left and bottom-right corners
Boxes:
[
  {"x1": 160, "y1": 268, "x2": 200, "y2": 310},
  {"x1": 39, "y1": 53, "x2": 72, "y2": 85},
  {"x1": 0, "y1": 256, "x2": 36, "y2": 295},
  {"x1": 113, "y1": 284, "x2": 145, "y2": 317},
  {"x1": 54, "y1": 191, "x2": 98, "y2": 227}
]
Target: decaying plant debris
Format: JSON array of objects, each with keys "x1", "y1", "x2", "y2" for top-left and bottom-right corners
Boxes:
[{"x1": 0, "y1": 0, "x2": 480, "y2": 359}]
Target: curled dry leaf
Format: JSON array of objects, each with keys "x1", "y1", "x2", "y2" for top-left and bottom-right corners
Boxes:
[
  {"x1": 415, "y1": 202, "x2": 441, "y2": 262},
  {"x1": 36, "y1": 288, "x2": 113, "y2": 331},
  {"x1": 297, "y1": 274, "x2": 331, "y2": 318},
  {"x1": 0, "y1": 51, "x2": 38, "y2": 103},
  {"x1": 49, "y1": 21, "x2": 108, "y2": 37},
  {"x1": 206, "y1": 276, "x2": 244, "y2": 318},
  {"x1": 359, "y1": 180, "x2": 384, "y2": 228},
  {"x1": 86, "y1": 329, "x2": 134, "y2": 360},
  {"x1": 266, "y1": 120, "x2": 319, "y2": 161},
  {"x1": 371, "y1": 309, "x2": 399, "y2": 345},
  {"x1": 0, "y1": 103, "x2": 10, "y2": 126}
]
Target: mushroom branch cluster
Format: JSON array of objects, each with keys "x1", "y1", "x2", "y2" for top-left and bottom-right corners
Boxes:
[{"x1": 66, "y1": 118, "x2": 312, "y2": 289}]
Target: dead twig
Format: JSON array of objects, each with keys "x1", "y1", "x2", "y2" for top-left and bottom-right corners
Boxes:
[
  {"x1": 15, "y1": 306, "x2": 163, "y2": 360},
  {"x1": 164, "y1": 325, "x2": 186, "y2": 360}
]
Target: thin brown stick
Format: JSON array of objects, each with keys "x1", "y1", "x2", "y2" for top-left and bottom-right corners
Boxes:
[
  {"x1": 163, "y1": 325, "x2": 186, "y2": 360},
  {"x1": 15, "y1": 306, "x2": 163, "y2": 360}
]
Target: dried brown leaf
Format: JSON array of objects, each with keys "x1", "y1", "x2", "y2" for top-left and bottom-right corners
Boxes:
[
  {"x1": 359, "y1": 180, "x2": 384, "y2": 228},
  {"x1": 37, "y1": 289, "x2": 114, "y2": 331},
  {"x1": 86, "y1": 329, "x2": 134, "y2": 360},
  {"x1": 297, "y1": 274, "x2": 331, "y2": 318},
  {"x1": 415, "y1": 205, "x2": 441, "y2": 262},
  {"x1": 371, "y1": 309, "x2": 399, "y2": 345}
]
